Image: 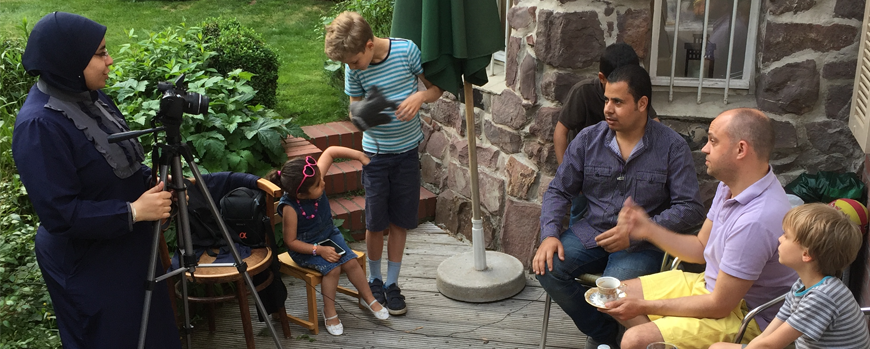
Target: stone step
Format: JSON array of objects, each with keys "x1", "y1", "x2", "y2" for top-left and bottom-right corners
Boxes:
[
  {"x1": 301, "y1": 121, "x2": 363, "y2": 152},
  {"x1": 330, "y1": 186, "x2": 437, "y2": 234}
]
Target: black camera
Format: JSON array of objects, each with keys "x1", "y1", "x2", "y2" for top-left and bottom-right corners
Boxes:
[{"x1": 157, "y1": 74, "x2": 209, "y2": 118}]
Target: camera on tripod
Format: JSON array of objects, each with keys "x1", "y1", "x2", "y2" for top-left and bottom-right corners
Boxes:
[{"x1": 156, "y1": 74, "x2": 210, "y2": 124}]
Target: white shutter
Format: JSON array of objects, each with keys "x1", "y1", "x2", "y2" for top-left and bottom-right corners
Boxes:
[{"x1": 849, "y1": 0, "x2": 870, "y2": 153}]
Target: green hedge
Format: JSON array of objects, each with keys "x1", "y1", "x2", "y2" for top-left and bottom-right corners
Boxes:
[{"x1": 201, "y1": 17, "x2": 279, "y2": 109}]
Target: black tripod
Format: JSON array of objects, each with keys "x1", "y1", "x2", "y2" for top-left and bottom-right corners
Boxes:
[{"x1": 109, "y1": 75, "x2": 284, "y2": 349}]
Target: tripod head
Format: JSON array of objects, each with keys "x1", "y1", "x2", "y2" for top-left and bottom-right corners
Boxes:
[{"x1": 107, "y1": 74, "x2": 209, "y2": 145}]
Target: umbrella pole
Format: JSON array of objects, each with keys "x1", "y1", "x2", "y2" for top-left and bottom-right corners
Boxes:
[{"x1": 464, "y1": 81, "x2": 486, "y2": 270}]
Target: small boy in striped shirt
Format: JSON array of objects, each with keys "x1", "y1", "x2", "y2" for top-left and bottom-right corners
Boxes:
[
  {"x1": 324, "y1": 11, "x2": 443, "y2": 316},
  {"x1": 711, "y1": 203, "x2": 870, "y2": 349}
]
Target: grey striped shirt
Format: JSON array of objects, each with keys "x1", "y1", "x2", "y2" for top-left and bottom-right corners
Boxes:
[{"x1": 777, "y1": 277, "x2": 870, "y2": 349}]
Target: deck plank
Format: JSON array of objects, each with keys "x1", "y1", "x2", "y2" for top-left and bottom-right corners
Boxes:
[{"x1": 185, "y1": 222, "x2": 588, "y2": 348}]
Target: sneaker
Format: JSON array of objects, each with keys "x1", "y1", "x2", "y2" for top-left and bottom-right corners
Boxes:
[
  {"x1": 368, "y1": 278, "x2": 387, "y2": 306},
  {"x1": 384, "y1": 283, "x2": 407, "y2": 315}
]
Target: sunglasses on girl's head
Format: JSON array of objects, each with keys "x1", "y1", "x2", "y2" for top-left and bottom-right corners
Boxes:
[{"x1": 296, "y1": 156, "x2": 318, "y2": 195}]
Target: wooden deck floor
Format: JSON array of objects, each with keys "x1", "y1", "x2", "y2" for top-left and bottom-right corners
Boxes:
[{"x1": 186, "y1": 222, "x2": 586, "y2": 348}]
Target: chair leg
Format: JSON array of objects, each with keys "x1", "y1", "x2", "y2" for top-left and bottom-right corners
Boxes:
[
  {"x1": 540, "y1": 293, "x2": 552, "y2": 349},
  {"x1": 206, "y1": 285, "x2": 216, "y2": 332},
  {"x1": 236, "y1": 279, "x2": 255, "y2": 349},
  {"x1": 273, "y1": 307, "x2": 292, "y2": 338},
  {"x1": 306, "y1": 276, "x2": 319, "y2": 335}
]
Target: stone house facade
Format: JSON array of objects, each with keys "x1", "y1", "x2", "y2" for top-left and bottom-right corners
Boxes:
[{"x1": 417, "y1": 0, "x2": 866, "y2": 300}]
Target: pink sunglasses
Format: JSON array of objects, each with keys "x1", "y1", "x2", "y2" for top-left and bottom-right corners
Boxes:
[{"x1": 295, "y1": 156, "x2": 317, "y2": 195}]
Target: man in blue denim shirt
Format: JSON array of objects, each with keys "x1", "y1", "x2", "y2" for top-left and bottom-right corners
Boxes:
[{"x1": 534, "y1": 65, "x2": 705, "y2": 348}]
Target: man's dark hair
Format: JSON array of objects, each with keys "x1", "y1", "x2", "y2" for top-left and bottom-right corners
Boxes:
[
  {"x1": 606, "y1": 65, "x2": 652, "y2": 106},
  {"x1": 600, "y1": 43, "x2": 640, "y2": 78}
]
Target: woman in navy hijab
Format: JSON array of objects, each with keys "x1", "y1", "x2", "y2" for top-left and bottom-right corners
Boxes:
[{"x1": 12, "y1": 12, "x2": 181, "y2": 349}]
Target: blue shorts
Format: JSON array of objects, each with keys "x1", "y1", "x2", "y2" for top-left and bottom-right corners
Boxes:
[{"x1": 362, "y1": 146, "x2": 420, "y2": 232}]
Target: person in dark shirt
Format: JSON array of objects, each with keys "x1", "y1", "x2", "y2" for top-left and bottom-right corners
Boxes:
[{"x1": 554, "y1": 43, "x2": 658, "y2": 226}]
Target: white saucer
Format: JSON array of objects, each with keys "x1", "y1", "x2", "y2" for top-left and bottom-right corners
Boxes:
[{"x1": 584, "y1": 287, "x2": 626, "y2": 308}]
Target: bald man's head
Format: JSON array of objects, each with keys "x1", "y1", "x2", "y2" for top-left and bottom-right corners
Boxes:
[{"x1": 721, "y1": 108, "x2": 775, "y2": 162}]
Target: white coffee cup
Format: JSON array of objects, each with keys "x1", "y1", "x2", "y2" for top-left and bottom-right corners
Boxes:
[{"x1": 595, "y1": 276, "x2": 624, "y2": 302}]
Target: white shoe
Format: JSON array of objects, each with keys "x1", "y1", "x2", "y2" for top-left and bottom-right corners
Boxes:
[
  {"x1": 361, "y1": 298, "x2": 390, "y2": 320},
  {"x1": 321, "y1": 309, "x2": 343, "y2": 336}
]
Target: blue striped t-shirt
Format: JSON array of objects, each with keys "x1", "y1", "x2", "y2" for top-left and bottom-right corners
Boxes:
[{"x1": 345, "y1": 38, "x2": 424, "y2": 154}]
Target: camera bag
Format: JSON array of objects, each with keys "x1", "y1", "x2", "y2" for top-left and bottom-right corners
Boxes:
[{"x1": 219, "y1": 187, "x2": 269, "y2": 248}]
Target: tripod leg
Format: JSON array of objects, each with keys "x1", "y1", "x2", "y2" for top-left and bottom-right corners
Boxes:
[
  {"x1": 179, "y1": 144, "x2": 285, "y2": 349},
  {"x1": 167, "y1": 152, "x2": 196, "y2": 349},
  {"x1": 138, "y1": 164, "x2": 170, "y2": 349}
]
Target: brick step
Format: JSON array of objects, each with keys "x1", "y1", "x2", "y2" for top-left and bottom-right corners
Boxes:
[
  {"x1": 301, "y1": 121, "x2": 363, "y2": 151},
  {"x1": 330, "y1": 187, "x2": 437, "y2": 235},
  {"x1": 283, "y1": 135, "x2": 322, "y2": 159},
  {"x1": 323, "y1": 160, "x2": 363, "y2": 196}
]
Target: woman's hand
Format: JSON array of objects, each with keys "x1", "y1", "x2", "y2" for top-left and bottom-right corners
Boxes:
[
  {"x1": 131, "y1": 182, "x2": 172, "y2": 222},
  {"x1": 318, "y1": 246, "x2": 341, "y2": 263}
]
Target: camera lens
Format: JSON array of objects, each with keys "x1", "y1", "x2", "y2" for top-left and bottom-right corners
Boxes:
[{"x1": 183, "y1": 93, "x2": 209, "y2": 115}]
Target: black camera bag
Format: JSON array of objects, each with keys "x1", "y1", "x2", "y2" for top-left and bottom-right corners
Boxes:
[{"x1": 219, "y1": 187, "x2": 269, "y2": 248}]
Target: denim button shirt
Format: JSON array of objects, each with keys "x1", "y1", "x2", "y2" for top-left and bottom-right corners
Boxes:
[{"x1": 540, "y1": 119, "x2": 705, "y2": 250}]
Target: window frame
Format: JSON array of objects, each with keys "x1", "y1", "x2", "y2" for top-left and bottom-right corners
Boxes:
[{"x1": 648, "y1": 0, "x2": 763, "y2": 90}]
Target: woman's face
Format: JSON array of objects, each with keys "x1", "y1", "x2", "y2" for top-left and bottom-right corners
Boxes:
[{"x1": 83, "y1": 37, "x2": 113, "y2": 90}]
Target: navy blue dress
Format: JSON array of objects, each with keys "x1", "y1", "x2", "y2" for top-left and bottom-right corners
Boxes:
[
  {"x1": 12, "y1": 85, "x2": 181, "y2": 349},
  {"x1": 278, "y1": 193, "x2": 357, "y2": 274}
]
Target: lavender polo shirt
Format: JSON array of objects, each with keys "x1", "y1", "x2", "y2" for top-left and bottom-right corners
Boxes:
[
  {"x1": 704, "y1": 169, "x2": 797, "y2": 329},
  {"x1": 540, "y1": 119, "x2": 705, "y2": 250}
]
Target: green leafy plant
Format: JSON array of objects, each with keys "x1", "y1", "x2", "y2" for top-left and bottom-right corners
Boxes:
[
  {"x1": 333, "y1": 218, "x2": 355, "y2": 242},
  {"x1": 201, "y1": 17, "x2": 279, "y2": 109},
  {"x1": 0, "y1": 176, "x2": 61, "y2": 349},
  {"x1": 104, "y1": 24, "x2": 305, "y2": 176},
  {"x1": 0, "y1": 19, "x2": 60, "y2": 349}
]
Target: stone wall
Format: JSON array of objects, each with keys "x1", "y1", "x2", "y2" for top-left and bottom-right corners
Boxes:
[{"x1": 419, "y1": 0, "x2": 866, "y2": 270}]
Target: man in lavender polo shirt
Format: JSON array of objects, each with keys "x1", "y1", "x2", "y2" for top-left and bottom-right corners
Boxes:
[
  {"x1": 602, "y1": 108, "x2": 797, "y2": 349},
  {"x1": 534, "y1": 65, "x2": 705, "y2": 349}
]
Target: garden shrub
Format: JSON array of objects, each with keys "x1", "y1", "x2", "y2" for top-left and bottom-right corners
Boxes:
[
  {"x1": 0, "y1": 21, "x2": 60, "y2": 349},
  {"x1": 200, "y1": 17, "x2": 279, "y2": 109},
  {"x1": 105, "y1": 23, "x2": 304, "y2": 176}
]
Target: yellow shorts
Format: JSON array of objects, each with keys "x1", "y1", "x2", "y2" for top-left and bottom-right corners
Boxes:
[{"x1": 639, "y1": 270, "x2": 761, "y2": 349}]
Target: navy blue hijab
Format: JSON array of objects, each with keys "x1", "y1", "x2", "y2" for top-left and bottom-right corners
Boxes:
[{"x1": 23, "y1": 12, "x2": 107, "y2": 93}]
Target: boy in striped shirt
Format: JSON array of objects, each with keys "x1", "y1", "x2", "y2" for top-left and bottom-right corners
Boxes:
[
  {"x1": 711, "y1": 203, "x2": 870, "y2": 349},
  {"x1": 325, "y1": 11, "x2": 443, "y2": 315}
]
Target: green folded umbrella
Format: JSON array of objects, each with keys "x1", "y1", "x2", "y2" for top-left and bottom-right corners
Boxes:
[
  {"x1": 391, "y1": 0, "x2": 503, "y2": 97},
  {"x1": 392, "y1": 0, "x2": 506, "y2": 274}
]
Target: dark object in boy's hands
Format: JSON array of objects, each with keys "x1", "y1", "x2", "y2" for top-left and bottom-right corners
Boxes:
[{"x1": 350, "y1": 86, "x2": 397, "y2": 131}]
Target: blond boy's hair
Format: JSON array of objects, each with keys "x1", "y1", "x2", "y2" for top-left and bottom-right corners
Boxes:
[
  {"x1": 324, "y1": 11, "x2": 374, "y2": 62},
  {"x1": 782, "y1": 203, "x2": 863, "y2": 276}
]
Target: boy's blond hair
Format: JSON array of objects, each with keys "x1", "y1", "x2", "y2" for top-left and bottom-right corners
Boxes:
[
  {"x1": 782, "y1": 203, "x2": 863, "y2": 276},
  {"x1": 324, "y1": 11, "x2": 374, "y2": 62}
]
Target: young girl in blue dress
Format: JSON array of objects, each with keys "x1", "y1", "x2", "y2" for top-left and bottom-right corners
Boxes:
[{"x1": 266, "y1": 146, "x2": 388, "y2": 335}]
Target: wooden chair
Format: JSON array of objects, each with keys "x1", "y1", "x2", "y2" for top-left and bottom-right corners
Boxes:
[
  {"x1": 277, "y1": 250, "x2": 367, "y2": 334},
  {"x1": 159, "y1": 177, "x2": 292, "y2": 349},
  {"x1": 243, "y1": 168, "x2": 369, "y2": 334}
]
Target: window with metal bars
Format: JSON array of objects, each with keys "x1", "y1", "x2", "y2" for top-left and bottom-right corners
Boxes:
[{"x1": 649, "y1": 0, "x2": 762, "y2": 103}]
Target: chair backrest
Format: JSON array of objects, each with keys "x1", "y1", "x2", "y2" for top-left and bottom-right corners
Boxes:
[{"x1": 255, "y1": 178, "x2": 283, "y2": 231}]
